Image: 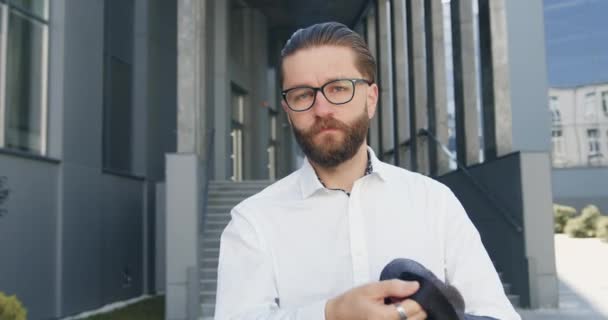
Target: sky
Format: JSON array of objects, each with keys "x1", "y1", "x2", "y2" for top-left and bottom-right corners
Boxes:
[{"x1": 543, "y1": 0, "x2": 608, "y2": 87}]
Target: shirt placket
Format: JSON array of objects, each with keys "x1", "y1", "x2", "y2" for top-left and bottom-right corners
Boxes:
[{"x1": 348, "y1": 181, "x2": 371, "y2": 286}]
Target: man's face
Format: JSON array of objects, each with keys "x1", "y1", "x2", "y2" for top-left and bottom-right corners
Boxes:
[{"x1": 281, "y1": 45, "x2": 379, "y2": 168}]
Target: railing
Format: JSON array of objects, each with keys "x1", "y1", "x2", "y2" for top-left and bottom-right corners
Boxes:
[{"x1": 418, "y1": 128, "x2": 523, "y2": 233}]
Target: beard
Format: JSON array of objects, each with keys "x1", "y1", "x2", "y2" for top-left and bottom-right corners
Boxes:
[{"x1": 292, "y1": 105, "x2": 370, "y2": 168}]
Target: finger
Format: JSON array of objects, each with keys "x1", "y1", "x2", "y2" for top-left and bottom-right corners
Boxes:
[
  {"x1": 373, "y1": 279, "x2": 419, "y2": 298},
  {"x1": 380, "y1": 298, "x2": 425, "y2": 320},
  {"x1": 406, "y1": 309, "x2": 428, "y2": 320},
  {"x1": 400, "y1": 299, "x2": 424, "y2": 317}
]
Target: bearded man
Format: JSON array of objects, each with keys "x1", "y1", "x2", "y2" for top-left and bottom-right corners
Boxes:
[{"x1": 214, "y1": 22, "x2": 521, "y2": 320}]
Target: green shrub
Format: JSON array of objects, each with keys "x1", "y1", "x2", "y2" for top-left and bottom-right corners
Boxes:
[
  {"x1": 596, "y1": 216, "x2": 608, "y2": 242},
  {"x1": 564, "y1": 205, "x2": 601, "y2": 238},
  {"x1": 0, "y1": 292, "x2": 27, "y2": 320},
  {"x1": 553, "y1": 204, "x2": 577, "y2": 233}
]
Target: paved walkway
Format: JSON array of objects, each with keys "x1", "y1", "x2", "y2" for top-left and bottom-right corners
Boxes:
[{"x1": 517, "y1": 234, "x2": 608, "y2": 320}]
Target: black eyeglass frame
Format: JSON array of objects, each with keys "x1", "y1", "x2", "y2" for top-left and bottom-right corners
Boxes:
[{"x1": 281, "y1": 78, "x2": 373, "y2": 112}]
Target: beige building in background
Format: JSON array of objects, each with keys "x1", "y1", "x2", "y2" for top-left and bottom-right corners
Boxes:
[{"x1": 549, "y1": 82, "x2": 608, "y2": 167}]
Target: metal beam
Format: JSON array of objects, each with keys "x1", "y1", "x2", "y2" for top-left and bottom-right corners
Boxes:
[
  {"x1": 366, "y1": 10, "x2": 382, "y2": 154},
  {"x1": 212, "y1": 0, "x2": 230, "y2": 179},
  {"x1": 391, "y1": 0, "x2": 410, "y2": 168},
  {"x1": 451, "y1": 0, "x2": 480, "y2": 166},
  {"x1": 377, "y1": 0, "x2": 396, "y2": 164},
  {"x1": 425, "y1": 0, "x2": 450, "y2": 175},
  {"x1": 479, "y1": 0, "x2": 512, "y2": 159},
  {"x1": 406, "y1": 0, "x2": 428, "y2": 174}
]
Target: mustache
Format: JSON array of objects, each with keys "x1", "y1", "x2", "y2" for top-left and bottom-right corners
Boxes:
[{"x1": 306, "y1": 117, "x2": 350, "y2": 135}]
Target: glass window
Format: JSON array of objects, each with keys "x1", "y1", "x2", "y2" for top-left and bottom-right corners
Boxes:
[
  {"x1": 230, "y1": 90, "x2": 245, "y2": 181},
  {"x1": 270, "y1": 114, "x2": 277, "y2": 141},
  {"x1": 551, "y1": 129, "x2": 564, "y2": 158},
  {"x1": 552, "y1": 109, "x2": 561, "y2": 124},
  {"x1": 10, "y1": 0, "x2": 48, "y2": 20},
  {"x1": 102, "y1": 0, "x2": 134, "y2": 173},
  {"x1": 229, "y1": 6, "x2": 245, "y2": 66},
  {"x1": 587, "y1": 128, "x2": 600, "y2": 155},
  {"x1": 268, "y1": 110, "x2": 278, "y2": 180},
  {"x1": 584, "y1": 92, "x2": 597, "y2": 119},
  {"x1": 1, "y1": 2, "x2": 49, "y2": 154},
  {"x1": 0, "y1": 3, "x2": 5, "y2": 147},
  {"x1": 602, "y1": 91, "x2": 608, "y2": 115},
  {"x1": 549, "y1": 96, "x2": 558, "y2": 110},
  {"x1": 103, "y1": 57, "x2": 132, "y2": 172},
  {"x1": 549, "y1": 96, "x2": 561, "y2": 124}
]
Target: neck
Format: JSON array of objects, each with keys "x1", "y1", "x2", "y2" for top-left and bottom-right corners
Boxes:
[{"x1": 310, "y1": 143, "x2": 369, "y2": 193}]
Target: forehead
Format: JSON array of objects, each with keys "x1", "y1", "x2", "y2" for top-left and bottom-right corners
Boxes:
[{"x1": 282, "y1": 45, "x2": 361, "y2": 88}]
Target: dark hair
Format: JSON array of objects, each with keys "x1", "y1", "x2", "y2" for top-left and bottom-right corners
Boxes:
[{"x1": 280, "y1": 22, "x2": 376, "y2": 85}]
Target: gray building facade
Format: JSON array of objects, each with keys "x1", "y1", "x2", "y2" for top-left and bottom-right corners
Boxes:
[{"x1": 0, "y1": 0, "x2": 176, "y2": 319}]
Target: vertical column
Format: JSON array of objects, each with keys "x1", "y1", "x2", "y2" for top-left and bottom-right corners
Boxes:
[
  {"x1": 479, "y1": 0, "x2": 512, "y2": 159},
  {"x1": 377, "y1": 0, "x2": 395, "y2": 164},
  {"x1": 0, "y1": 4, "x2": 6, "y2": 147},
  {"x1": 390, "y1": 0, "x2": 411, "y2": 169},
  {"x1": 406, "y1": 0, "x2": 428, "y2": 174},
  {"x1": 499, "y1": 0, "x2": 555, "y2": 307},
  {"x1": 166, "y1": 154, "x2": 202, "y2": 320},
  {"x1": 503, "y1": 0, "x2": 550, "y2": 154},
  {"x1": 451, "y1": 0, "x2": 479, "y2": 166},
  {"x1": 425, "y1": 0, "x2": 450, "y2": 175},
  {"x1": 365, "y1": 12, "x2": 381, "y2": 154},
  {"x1": 212, "y1": 0, "x2": 230, "y2": 179},
  {"x1": 177, "y1": 0, "x2": 207, "y2": 156}
]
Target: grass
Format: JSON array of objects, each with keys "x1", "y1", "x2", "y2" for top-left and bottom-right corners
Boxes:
[{"x1": 83, "y1": 296, "x2": 164, "y2": 320}]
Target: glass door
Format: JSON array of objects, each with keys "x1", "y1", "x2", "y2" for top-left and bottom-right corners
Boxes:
[{"x1": 230, "y1": 91, "x2": 245, "y2": 181}]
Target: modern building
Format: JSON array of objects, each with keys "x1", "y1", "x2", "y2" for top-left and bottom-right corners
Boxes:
[
  {"x1": 549, "y1": 82, "x2": 608, "y2": 212},
  {"x1": 0, "y1": 0, "x2": 558, "y2": 319},
  {"x1": 549, "y1": 83, "x2": 608, "y2": 167},
  {"x1": 0, "y1": 0, "x2": 176, "y2": 319}
]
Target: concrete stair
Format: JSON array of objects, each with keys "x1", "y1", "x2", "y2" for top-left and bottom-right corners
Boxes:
[
  {"x1": 498, "y1": 271, "x2": 521, "y2": 309},
  {"x1": 199, "y1": 180, "x2": 271, "y2": 319}
]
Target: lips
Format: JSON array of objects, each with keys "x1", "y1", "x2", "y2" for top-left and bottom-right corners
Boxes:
[
  {"x1": 319, "y1": 127, "x2": 338, "y2": 132},
  {"x1": 308, "y1": 118, "x2": 348, "y2": 135}
]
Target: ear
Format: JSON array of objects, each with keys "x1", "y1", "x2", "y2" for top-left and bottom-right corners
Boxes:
[{"x1": 366, "y1": 83, "x2": 379, "y2": 119}]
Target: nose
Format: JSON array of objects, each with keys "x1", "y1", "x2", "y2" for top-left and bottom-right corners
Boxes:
[{"x1": 311, "y1": 89, "x2": 334, "y2": 117}]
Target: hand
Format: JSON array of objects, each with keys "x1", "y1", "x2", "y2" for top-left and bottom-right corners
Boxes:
[{"x1": 325, "y1": 279, "x2": 427, "y2": 320}]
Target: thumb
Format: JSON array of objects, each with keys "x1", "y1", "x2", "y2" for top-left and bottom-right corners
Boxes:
[{"x1": 375, "y1": 279, "x2": 419, "y2": 299}]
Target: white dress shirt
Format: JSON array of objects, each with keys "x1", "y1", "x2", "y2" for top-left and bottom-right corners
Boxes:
[{"x1": 215, "y1": 147, "x2": 521, "y2": 320}]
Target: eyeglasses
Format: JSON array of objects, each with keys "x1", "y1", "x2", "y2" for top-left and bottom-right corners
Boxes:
[{"x1": 281, "y1": 78, "x2": 373, "y2": 112}]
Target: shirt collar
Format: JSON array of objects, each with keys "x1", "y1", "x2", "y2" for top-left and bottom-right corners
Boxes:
[{"x1": 298, "y1": 146, "x2": 388, "y2": 199}]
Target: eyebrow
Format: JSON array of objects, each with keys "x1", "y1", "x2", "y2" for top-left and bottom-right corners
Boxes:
[{"x1": 283, "y1": 77, "x2": 354, "y2": 91}]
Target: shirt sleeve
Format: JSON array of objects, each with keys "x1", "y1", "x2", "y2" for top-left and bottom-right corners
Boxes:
[
  {"x1": 442, "y1": 188, "x2": 522, "y2": 320},
  {"x1": 214, "y1": 207, "x2": 328, "y2": 320}
]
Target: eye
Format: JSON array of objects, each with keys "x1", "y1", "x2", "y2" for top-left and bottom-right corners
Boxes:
[
  {"x1": 326, "y1": 80, "x2": 352, "y2": 93},
  {"x1": 331, "y1": 86, "x2": 348, "y2": 92},
  {"x1": 294, "y1": 91, "x2": 313, "y2": 101}
]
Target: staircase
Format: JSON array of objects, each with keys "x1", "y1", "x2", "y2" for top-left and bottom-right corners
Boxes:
[
  {"x1": 199, "y1": 180, "x2": 272, "y2": 320},
  {"x1": 499, "y1": 271, "x2": 521, "y2": 309}
]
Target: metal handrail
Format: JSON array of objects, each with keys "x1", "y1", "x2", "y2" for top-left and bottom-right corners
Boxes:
[{"x1": 418, "y1": 128, "x2": 523, "y2": 233}]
